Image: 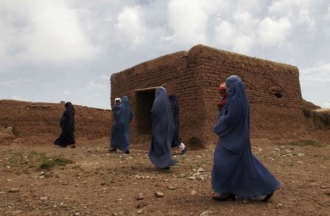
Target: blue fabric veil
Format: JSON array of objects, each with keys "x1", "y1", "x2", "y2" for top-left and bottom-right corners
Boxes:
[
  {"x1": 168, "y1": 95, "x2": 180, "y2": 147},
  {"x1": 110, "y1": 98, "x2": 129, "y2": 152},
  {"x1": 121, "y1": 96, "x2": 133, "y2": 125},
  {"x1": 149, "y1": 87, "x2": 177, "y2": 168},
  {"x1": 121, "y1": 96, "x2": 133, "y2": 151},
  {"x1": 212, "y1": 75, "x2": 280, "y2": 198},
  {"x1": 54, "y1": 102, "x2": 75, "y2": 146}
]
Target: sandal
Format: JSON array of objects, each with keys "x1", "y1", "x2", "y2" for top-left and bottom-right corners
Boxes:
[
  {"x1": 108, "y1": 148, "x2": 117, "y2": 153},
  {"x1": 262, "y1": 192, "x2": 274, "y2": 202},
  {"x1": 213, "y1": 194, "x2": 236, "y2": 201}
]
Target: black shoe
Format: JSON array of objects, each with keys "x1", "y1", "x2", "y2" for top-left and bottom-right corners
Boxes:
[
  {"x1": 108, "y1": 148, "x2": 117, "y2": 153},
  {"x1": 213, "y1": 194, "x2": 236, "y2": 201},
  {"x1": 125, "y1": 150, "x2": 130, "y2": 154},
  {"x1": 181, "y1": 147, "x2": 188, "y2": 155},
  {"x1": 262, "y1": 193, "x2": 274, "y2": 202},
  {"x1": 162, "y1": 167, "x2": 170, "y2": 170}
]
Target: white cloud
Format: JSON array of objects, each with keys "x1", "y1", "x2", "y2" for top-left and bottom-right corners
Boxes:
[
  {"x1": 215, "y1": 11, "x2": 258, "y2": 54},
  {"x1": 258, "y1": 17, "x2": 292, "y2": 46},
  {"x1": 323, "y1": 102, "x2": 330, "y2": 108},
  {"x1": 301, "y1": 63, "x2": 330, "y2": 74},
  {"x1": 0, "y1": 80, "x2": 17, "y2": 88},
  {"x1": 297, "y1": 9, "x2": 315, "y2": 27},
  {"x1": 166, "y1": 0, "x2": 210, "y2": 45},
  {"x1": 233, "y1": 11, "x2": 259, "y2": 37},
  {"x1": 88, "y1": 81, "x2": 106, "y2": 89},
  {"x1": 233, "y1": 11, "x2": 256, "y2": 26},
  {"x1": 197, "y1": 0, "x2": 230, "y2": 14},
  {"x1": 300, "y1": 63, "x2": 330, "y2": 83},
  {"x1": 268, "y1": 0, "x2": 312, "y2": 15},
  {"x1": 115, "y1": 6, "x2": 147, "y2": 45},
  {"x1": 214, "y1": 20, "x2": 235, "y2": 45},
  {"x1": 165, "y1": 0, "x2": 234, "y2": 46},
  {"x1": 267, "y1": 0, "x2": 317, "y2": 35},
  {"x1": 0, "y1": 0, "x2": 329, "y2": 109},
  {"x1": 102, "y1": 75, "x2": 110, "y2": 80},
  {"x1": 237, "y1": 0, "x2": 260, "y2": 11},
  {"x1": 0, "y1": 0, "x2": 98, "y2": 64},
  {"x1": 233, "y1": 35, "x2": 254, "y2": 54},
  {"x1": 325, "y1": 7, "x2": 330, "y2": 21},
  {"x1": 0, "y1": 9, "x2": 23, "y2": 62},
  {"x1": 62, "y1": 90, "x2": 73, "y2": 95},
  {"x1": 12, "y1": 95, "x2": 23, "y2": 101},
  {"x1": 160, "y1": 34, "x2": 177, "y2": 43}
]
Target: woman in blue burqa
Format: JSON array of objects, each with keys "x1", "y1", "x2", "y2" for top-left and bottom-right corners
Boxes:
[
  {"x1": 168, "y1": 95, "x2": 187, "y2": 154},
  {"x1": 54, "y1": 102, "x2": 76, "y2": 148},
  {"x1": 212, "y1": 75, "x2": 280, "y2": 201},
  {"x1": 149, "y1": 87, "x2": 177, "y2": 170},
  {"x1": 109, "y1": 96, "x2": 133, "y2": 154}
]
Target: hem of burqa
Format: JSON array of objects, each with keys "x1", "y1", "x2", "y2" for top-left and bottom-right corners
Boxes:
[{"x1": 148, "y1": 153, "x2": 177, "y2": 169}]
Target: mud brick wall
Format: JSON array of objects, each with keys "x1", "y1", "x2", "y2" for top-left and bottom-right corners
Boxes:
[
  {"x1": 0, "y1": 100, "x2": 111, "y2": 143},
  {"x1": 111, "y1": 51, "x2": 207, "y2": 147},
  {"x1": 190, "y1": 45, "x2": 307, "y2": 145},
  {"x1": 111, "y1": 44, "x2": 329, "y2": 148}
]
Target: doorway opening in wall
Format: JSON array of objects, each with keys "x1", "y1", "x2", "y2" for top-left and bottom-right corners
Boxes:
[{"x1": 135, "y1": 87, "x2": 157, "y2": 139}]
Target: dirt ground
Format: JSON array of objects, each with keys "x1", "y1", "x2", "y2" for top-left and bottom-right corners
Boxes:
[{"x1": 1, "y1": 137, "x2": 330, "y2": 216}]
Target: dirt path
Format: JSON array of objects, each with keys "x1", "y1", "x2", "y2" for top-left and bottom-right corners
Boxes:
[{"x1": 1, "y1": 138, "x2": 330, "y2": 216}]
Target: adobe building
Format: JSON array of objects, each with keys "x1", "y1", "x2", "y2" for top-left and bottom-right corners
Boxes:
[{"x1": 110, "y1": 44, "x2": 325, "y2": 148}]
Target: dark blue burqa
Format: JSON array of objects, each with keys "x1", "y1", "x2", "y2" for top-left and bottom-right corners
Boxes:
[
  {"x1": 149, "y1": 87, "x2": 177, "y2": 168},
  {"x1": 169, "y1": 95, "x2": 180, "y2": 148},
  {"x1": 212, "y1": 75, "x2": 280, "y2": 198},
  {"x1": 54, "y1": 102, "x2": 75, "y2": 147},
  {"x1": 110, "y1": 96, "x2": 133, "y2": 152}
]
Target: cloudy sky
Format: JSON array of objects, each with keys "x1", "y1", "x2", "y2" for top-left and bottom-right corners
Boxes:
[{"x1": 1, "y1": 0, "x2": 329, "y2": 109}]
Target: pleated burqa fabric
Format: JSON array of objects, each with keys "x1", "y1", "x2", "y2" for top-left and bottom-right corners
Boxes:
[
  {"x1": 121, "y1": 96, "x2": 133, "y2": 151},
  {"x1": 168, "y1": 95, "x2": 180, "y2": 148},
  {"x1": 149, "y1": 87, "x2": 177, "y2": 168},
  {"x1": 109, "y1": 96, "x2": 132, "y2": 152},
  {"x1": 212, "y1": 75, "x2": 280, "y2": 198},
  {"x1": 54, "y1": 102, "x2": 75, "y2": 147}
]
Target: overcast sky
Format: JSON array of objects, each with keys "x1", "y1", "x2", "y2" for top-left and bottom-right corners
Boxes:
[{"x1": 0, "y1": 0, "x2": 329, "y2": 109}]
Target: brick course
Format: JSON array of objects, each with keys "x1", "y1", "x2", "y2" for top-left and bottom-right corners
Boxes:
[{"x1": 111, "y1": 44, "x2": 327, "y2": 148}]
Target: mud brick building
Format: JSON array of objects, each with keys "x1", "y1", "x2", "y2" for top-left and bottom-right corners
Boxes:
[{"x1": 110, "y1": 44, "x2": 318, "y2": 148}]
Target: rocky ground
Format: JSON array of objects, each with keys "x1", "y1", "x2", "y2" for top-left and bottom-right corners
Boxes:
[{"x1": 1, "y1": 138, "x2": 330, "y2": 216}]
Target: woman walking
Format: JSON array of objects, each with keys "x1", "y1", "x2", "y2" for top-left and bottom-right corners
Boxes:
[
  {"x1": 149, "y1": 87, "x2": 177, "y2": 170},
  {"x1": 109, "y1": 96, "x2": 133, "y2": 154},
  {"x1": 212, "y1": 75, "x2": 280, "y2": 201},
  {"x1": 54, "y1": 102, "x2": 76, "y2": 148}
]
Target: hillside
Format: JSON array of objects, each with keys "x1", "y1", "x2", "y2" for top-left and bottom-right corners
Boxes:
[{"x1": 0, "y1": 100, "x2": 111, "y2": 145}]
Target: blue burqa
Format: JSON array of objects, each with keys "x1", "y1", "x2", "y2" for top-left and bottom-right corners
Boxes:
[
  {"x1": 110, "y1": 96, "x2": 133, "y2": 152},
  {"x1": 149, "y1": 87, "x2": 177, "y2": 168},
  {"x1": 54, "y1": 102, "x2": 75, "y2": 147},
  {"x1": 212, "y1": 75, "x2": 280, "y2": 198}
]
